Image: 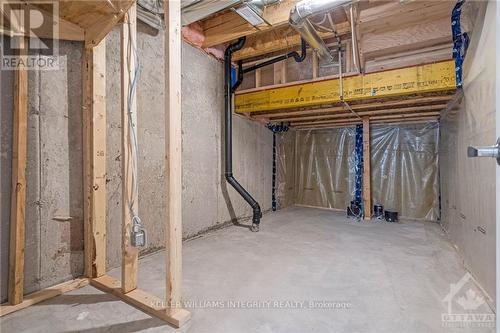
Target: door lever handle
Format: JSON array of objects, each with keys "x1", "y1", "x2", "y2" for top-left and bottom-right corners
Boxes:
[{"x1": 467, "y1": 138, "x2": 500, "y2": 165}]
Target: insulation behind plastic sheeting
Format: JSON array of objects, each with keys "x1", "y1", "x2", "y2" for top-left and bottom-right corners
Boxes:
[
  {"x1": 439, "y1": 1, "x2": 495, "y2": 303},
  {"x1": 276, "y1": 130, "x2": 297, "y2": 209},
  {"x1": 277, "y1": 123, "x2": 440, "y2": 221},
  {"x1": 282, "y1": 128, "x2": 357, "y2": 210},
  {"x1": 371, "y1": 123, "x2": 439, "y2": 221}
]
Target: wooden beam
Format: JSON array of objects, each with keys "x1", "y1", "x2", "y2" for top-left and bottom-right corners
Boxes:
[
  {"x1": 362, "y1": 117, "x2": 371, "y2": 219},
  {"x1": 292, "y1": 111, "x2": 440, "y2": 126},
  {"x1": 0, "y1": 2, "x2": 85, "y2": 41},
  {"x1": 359, "y1": 1, "x2": 454, "y2": 34},
  {"x1": 1, "y1": 278, "x2": 89, "y2": 317},
  {"x1": 364, "y1": 43, "x2": 453, "y2": 73},
  {"x1": 233, "y1": 23, "x2": 350, "y2": 61},
  {"x1": 294, "y1": 116, "x2": 439, "y2": 130},
  {"x1": 8, "y1": 36, "x2": 27, "y2": 306},
  {"x1": 121, "y1": 2, "x2": 138, "y2": 293},
  {"x1": 84, "y1": 0, "x2": 136, "y2": 48},
  {"x1": 201, "y1": 0, "x2": 298, "y2": 48},
  {"x1": 254, "y1": 95, "x2": 452, "y2": 119},
  {"x1": 83, "y1": 38, "x2": 107, "y2": 278},
  {"x1": 91, "y1": 275, "x2": 191, "y2": 328},
  {"x1": 276, "y1": 104, "x2": 447, "y2": 123},
  {"x1": 235, "y1": 61, "x2": 456, "y2": 114},
  {"x1": 361, "y1": 17, "x2": 452, "y2": 60},
  {"x1": 165, "y1": 0, "x2": 188, "y2": 321},
  {"x1": 312, "y1": 51, "x2": 319, "y2": 79}
]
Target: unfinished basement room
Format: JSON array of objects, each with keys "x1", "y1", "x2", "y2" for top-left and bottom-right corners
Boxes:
[{"x1": 0, "y1": 0, "x2": 498, "y2": 332}]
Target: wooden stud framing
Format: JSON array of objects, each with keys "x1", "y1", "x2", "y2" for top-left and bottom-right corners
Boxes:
[
  {"x1": 121, "y1": 2, "x2": 139, "y2": 293},
  {"x1": 91, "y1": 276, "x2": 190, "y2": 327},
  {"x1": 8, "y1": 36, "x2": 27, "y2": 306},
  {"x1": 255, "y1": 68, "x2": 262, "y2": 88},
  {"x1": 273, "y1": 61, "x2": 287, "y2": 85},
  {"x1": 1, "y1": 279, "x2": 89, "y2": 317},
  {"x1": 83, "y1": 38, "x2": 107, "y2": 279},
  {"x1": 312, "y1": 50, "x2": 319, "y2": 79},
  {"x1": 2, "y1": 2, "x2": 190, "y2": 325},
  {"x1": 345, "y1": 42, "x2": 353, "y2": 73},
  {"x1": 362, "y1": 117, "x2": 371, "y2": 219},
  {"x1": 164, "y1": 0, "x2": 189, "y2": 322}
]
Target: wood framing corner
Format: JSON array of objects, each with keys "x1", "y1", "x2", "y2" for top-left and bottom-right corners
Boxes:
[
  {"x1": 164, "y1": 0, "x2": 187, "y2": 317},
  {"x1": 83, "y1": 38, "x2": 107, "y2": 279},
  {"x1": 8, "y1": 36, "x2": 28, "y2": 306},
  {"x1": 91, "y1": 275, "x2": 191, "y2": 328},
  {"x1": 121, "y1": 1, "x2": 139, "y2": 294}
]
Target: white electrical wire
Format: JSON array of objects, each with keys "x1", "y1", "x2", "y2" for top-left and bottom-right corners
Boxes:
[
  {"x1": 334, "y1": 29, "x2": 361, "y2": 120},
  {"x1": 125, "y1": 13, "x2": 144, "y2": 234}
]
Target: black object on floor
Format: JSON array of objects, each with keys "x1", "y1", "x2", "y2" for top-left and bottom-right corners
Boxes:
[
  {"x1": 385, "y1": 210, "x2": 398, "y2": 222},
  {"x1": 347, "y1": 201, "x2": 362, "y2": 218},
  {"x1": 373, "y1": 204, "x2": 384, "y2": 219}
]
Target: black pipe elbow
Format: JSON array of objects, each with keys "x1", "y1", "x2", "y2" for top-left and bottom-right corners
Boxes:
[
  {"x1": 224, "y1": 37, "x2": 246, "y2": 59},
  {"x1": 292, "y1": 38, "x2": 307, "y2": 62},
  {"x1": 252, "y1": 205, "x2": 262, "y2": 232}
]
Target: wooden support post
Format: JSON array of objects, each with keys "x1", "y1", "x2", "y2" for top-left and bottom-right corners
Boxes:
[
  {"x1": 281, "y1": 61, "x2": 287, "y2": 84},
  {"x1": 9, "y1": 36, "x2": 27, "y2": 305},
  {"x1": 345, "y1": 42, "x2": 353, "y2": 73},
  {"x1": 164, "y1": 0, "x2": 190, "y2": 323},
  {"x1": 362, "y1": 117, "x2": 371, "y2": 219},
  {"x1": 273, "y1": 61, "x2": 287, "y2": 84},
  {"x1": 312, "y1": 50, "x2": 319, "y2": 79},
  {"x1": 121, "y1": 2, "x2": 138, "y2": 293},
  {"x1": 83, "y1": 39, "x2": 107, "y2": 278},
  {"x1": 255, "y1": 68, "x2": 262, "y2": 87}
]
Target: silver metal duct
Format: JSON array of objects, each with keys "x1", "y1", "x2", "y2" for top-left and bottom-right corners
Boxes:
[
  {"x1": 136, "y1": 0, "x2": 244, "y2": 30},
  {"x1": 182, "y1": 0, "x2": 242, "y2": 26},
  {"x1": 289, "y1": 0, "x2": 352, "y2": 62},
  {"x1": 234, "y1": 0, "x2": 281, "y2": 26}
]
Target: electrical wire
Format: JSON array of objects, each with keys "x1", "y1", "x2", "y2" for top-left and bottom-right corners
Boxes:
[
  {"x1": 334, "y1": 28, "x2": 361, "y2": 120},
  {"x1": 125, "y1": 12, "x2": 144, "y2": 239}
]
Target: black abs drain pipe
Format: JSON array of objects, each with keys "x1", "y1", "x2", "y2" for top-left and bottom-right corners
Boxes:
[
  {"x1": 224, "y1": 37, "x2": 262, "y2": 232},
  {"x1": 224, "y1": 37, "x2": 307, "y2": 232}
]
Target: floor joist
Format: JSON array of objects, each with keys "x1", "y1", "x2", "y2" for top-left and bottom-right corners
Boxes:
[{"x1": 254, "y1": 95, "x2": 453, "y2": 120}]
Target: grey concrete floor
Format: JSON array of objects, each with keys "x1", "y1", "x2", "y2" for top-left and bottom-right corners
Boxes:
[{"x1": 1, "y1": 207, "x2": 495, "y2": 333}]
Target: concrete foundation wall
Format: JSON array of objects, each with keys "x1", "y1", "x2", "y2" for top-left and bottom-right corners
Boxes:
[{"x1": 0, "y1": 24, "x2": 272, "y2": 302}]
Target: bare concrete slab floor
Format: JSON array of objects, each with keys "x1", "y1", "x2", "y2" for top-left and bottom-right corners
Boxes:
[{"x1": 1, "y1": 207, "x2": 495, "y2": 333}]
